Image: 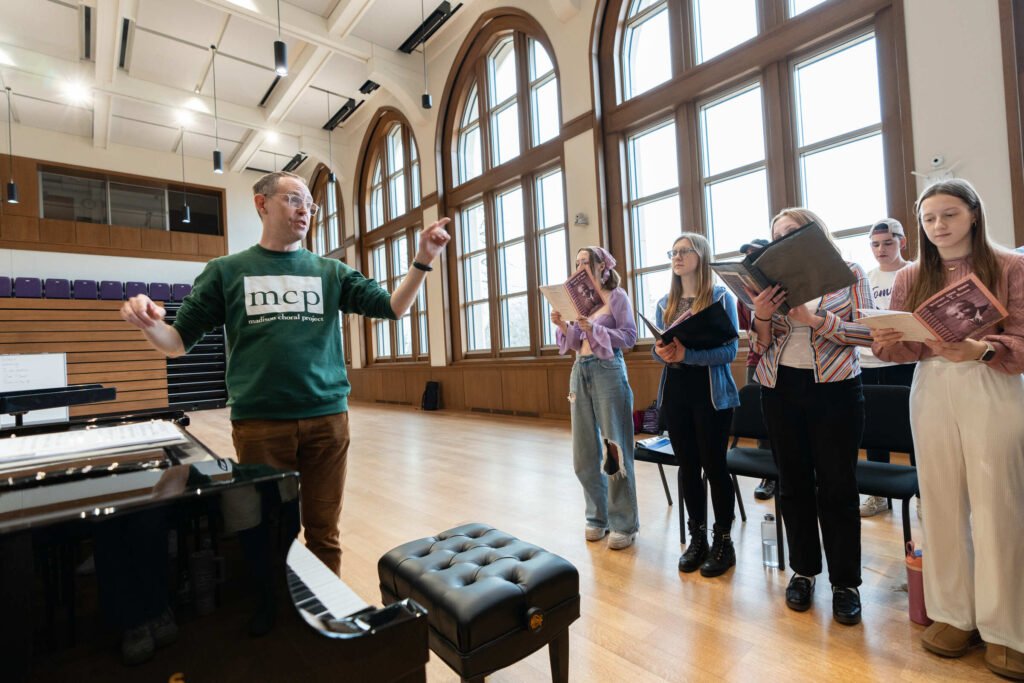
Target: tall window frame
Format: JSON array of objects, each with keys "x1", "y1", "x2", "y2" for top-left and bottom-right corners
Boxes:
[
  {"x1": 357, "y1": 109, "x2": 428, "y2": 364},
  {"x1": 597, "y1": 0, "x2": 916, "y2": 339},
  {"x1": 305, "y1": 164, "x2": 352, "y2": 366},
  {"x1": 439, "y1": 12, "x2": 569, "y2": 360}
]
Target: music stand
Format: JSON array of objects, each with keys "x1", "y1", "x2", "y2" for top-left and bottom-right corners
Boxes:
[{"x1": 0, "y1": 385, "x2": 117, "y2": 428}]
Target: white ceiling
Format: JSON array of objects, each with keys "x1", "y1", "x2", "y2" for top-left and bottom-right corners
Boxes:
[{"x1": 0, "y1": 0, "x2": 472, "y2": 173}]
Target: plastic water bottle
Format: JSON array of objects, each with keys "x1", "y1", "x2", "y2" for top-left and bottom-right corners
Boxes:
[{"x1": 761, "y1": 513, "x2": 779, "y2": 568}]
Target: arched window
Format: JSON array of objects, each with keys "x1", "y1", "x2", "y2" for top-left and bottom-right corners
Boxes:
[
  {"x1": 441, "y1": 13, "x2": 567, "y2": 359},
  {"x1": 306, "y1": 164, "x2": 345, "y2": 257},
  {"x1": 597, "y1": 0, "x2": 915, "y2": 337},
  {"x1": 358, "y1": 109, "x2": 427, "y2": 363},
  {"x1": 305, "y1": 163, "x2": 351, "y2": 366}
]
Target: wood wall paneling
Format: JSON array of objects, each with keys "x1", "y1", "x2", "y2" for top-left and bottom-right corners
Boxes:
[
  {"x1": 0, "y1": 214, "x2": 40, "y2": 242},
  {"x1": 140, "y1": 228, "x2": 173, "y2": 252},
  {"x1": 546, "y1": 366, "x2": 571, "y2": 416},
  {"x1": 501, "y1": 367, "x2": 549, "y2": 414},
  {"x1": 76, "y1": 222, "x2": 110, "y2": 247},
  {"x1": 0, "y1": 299, "x2": 169, "y2": 418},
  {"x1": 196, "y1": 234, "x2": 224, "y2": 257},
  {"x1": 39, "y1": 218, "x2": 76, "y2": 244},
  {"x1": 463, "y1": 368, "x2": 503, "y2": 410},
  {"x1": 1, "y1": 156, "x2": 40, "y2": 217},
  {"x1": 171, "y1": 231, "x2": 198, "y2": 255},
  {"x1": 109, "y1": 225, "x2": 143, "y2": 250}
]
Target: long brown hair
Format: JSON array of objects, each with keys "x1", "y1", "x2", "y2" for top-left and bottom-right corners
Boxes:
[
  {"x1": 904, "y1": 178, "x2": 1002, "y2": 311},
  {"x1": 663, "y1": 233, "x2": 714, "y2": 325}
]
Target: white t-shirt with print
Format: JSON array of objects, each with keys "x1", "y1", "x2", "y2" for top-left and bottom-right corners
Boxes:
[{"x1": 861, "y1": 267, "x2": 903, "y2": 369}]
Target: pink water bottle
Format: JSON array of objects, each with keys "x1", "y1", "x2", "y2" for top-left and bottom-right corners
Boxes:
[{"x1": 905, "y1": 541, "x2": 932, "y2": 626}]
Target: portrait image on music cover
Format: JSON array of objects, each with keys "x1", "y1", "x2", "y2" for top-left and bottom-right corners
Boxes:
[
  {"x1": 564, "y1": 266, "x2": 606, "y2": 318},
  {"x1": 915, "y1": 273, "x2": 1008, "y2": 342}
]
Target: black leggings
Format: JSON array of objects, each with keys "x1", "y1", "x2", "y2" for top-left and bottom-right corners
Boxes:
[{"x1": 661, "y1": 365, "x2": 735, "y2": 527}]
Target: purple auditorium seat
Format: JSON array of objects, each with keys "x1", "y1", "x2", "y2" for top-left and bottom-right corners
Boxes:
[
  {"x1": 125, "y1": 282, "x2": 148, "y2": 299},
  {"x1": 14, "y1": 277, "x2": 42, "y2": 298},
  {"x1": 0, "y1": 276, "x2": 10, "y2": 297},
  {"x1": 99, "y1": 280, "x2": 123, "y2": 300},
  {"x1": 149, "y1": 282, "x2": 171, "y2": 301},
  {"x1": 171, "y1": 283, "x2": 192, "y2": 301},
  {"x1": 73, "y1": 279, "x2": 98, "y2": 299},
  {"x1": 44, "y1": 278, "x2": 71, "y2": 299}
]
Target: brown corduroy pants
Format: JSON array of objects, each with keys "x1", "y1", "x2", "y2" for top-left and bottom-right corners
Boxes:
[{"x1": 231, "y1": 411, "x2": 350, "y2": 576}]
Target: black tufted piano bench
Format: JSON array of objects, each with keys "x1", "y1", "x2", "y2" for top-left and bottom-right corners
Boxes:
[{"x1": 378, "y1": 523, "x2": 580, "y2": 682}]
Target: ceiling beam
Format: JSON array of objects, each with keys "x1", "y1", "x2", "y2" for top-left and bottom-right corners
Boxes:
[
  {"x1": 365, "y1": 48, "x2": 427, "y2": 127},
  {"x1": 191, "y1": 0, "x2": 373, "y2": 61},
  {"x1": 263, "y1": 43, "x2": 332, "y2": 125},
  {"x1": 326, "y1": 0, "x2": 378, "y2": 38},
  {"x1": 0, "y1": 42, "x2": 326, "y2": 140},
  {"x1": 231, "y1": 128, "x2": 267, "y2": 172},
  {"x1": 91, "y1": 0, "x2": 122, "y2": 148}
]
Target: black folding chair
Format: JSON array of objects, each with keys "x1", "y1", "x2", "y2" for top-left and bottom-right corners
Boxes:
[
  {"x1": 857, "y1": 385, "x2": 919, "y2": 546},
  {"x1": 725, "y1": 383, "x2": 785, "y2": 568}
]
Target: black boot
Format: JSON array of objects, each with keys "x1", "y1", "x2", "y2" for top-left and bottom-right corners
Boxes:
[
  {"x1": 699, "y1": 522, "x2": 736, "y2": 577},
  {"x1": 677, "y1": 519, "x2": 708, "y2": 573}
]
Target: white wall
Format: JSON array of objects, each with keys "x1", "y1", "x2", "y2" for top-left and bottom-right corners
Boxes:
[
  {"x1": 904, "y1": 0, "x2": 1015, "y2": 247},
  {"x1": 1, "y1": 123, "x2": 264, "y2": 283}
]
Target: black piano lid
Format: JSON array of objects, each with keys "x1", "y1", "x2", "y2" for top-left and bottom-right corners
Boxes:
[{"x1": 0, "y1": 449, "x2": 299, "y2": 535}]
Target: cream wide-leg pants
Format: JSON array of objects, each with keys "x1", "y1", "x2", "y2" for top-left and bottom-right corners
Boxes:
[{"x1": 911, "y1": 356, "x2": 1024, "y2": 651}]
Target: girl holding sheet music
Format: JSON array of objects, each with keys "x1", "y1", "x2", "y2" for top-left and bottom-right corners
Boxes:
[
  {"x1": 747, "y1": 209, "x2": 874, "y2": 626},
  {"x1": 551, "y1": 247, "x2": 640, "y2": 550},
  {"x1": 872, "y1": 179, "x2": 1024, "y2": 679},
  {"x1": 652, "y1": 233, "x2": 740, "y2": 577}
]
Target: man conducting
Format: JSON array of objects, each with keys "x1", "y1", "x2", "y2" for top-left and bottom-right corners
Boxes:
[{"x1": 120, "y1": 171, "x2": 451, "y2": 575}]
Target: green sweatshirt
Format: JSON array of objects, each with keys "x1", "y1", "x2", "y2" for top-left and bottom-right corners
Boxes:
[{"x1": 172, "y1": 244, "x2": 396, "y2": 420}]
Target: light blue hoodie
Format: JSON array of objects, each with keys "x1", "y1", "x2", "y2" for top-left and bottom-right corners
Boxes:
[{"x1": 651, "y1": 284, "x2": 740, "y2": 412}]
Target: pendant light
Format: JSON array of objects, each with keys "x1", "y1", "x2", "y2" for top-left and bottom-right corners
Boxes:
[
  {"x1": 273, "y1": 0, "x2": 288, "y2": 76},
  {"x1": 326, "y1": 91, "x2": 335, "y2": 183},
  {"x1": 4, "y1": 87, "x2": 17, "y2": 204},
  {"x1": 210, "y1": 45, "x2": 223, "y2": 174},
  {"x1": 180, "y1": 128, "x2": 191, "y2": 224},
  {"x1": 420, "y1": 0, "x2": 431, "y2": 109}
]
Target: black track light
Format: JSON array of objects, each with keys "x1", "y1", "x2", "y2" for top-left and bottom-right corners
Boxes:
[
  {"x1": 273, "y1": 1, "x2": 288, "y2": 76},
  {"x1": 4, "y1": 87, "x2": 16, "y2": 204}
]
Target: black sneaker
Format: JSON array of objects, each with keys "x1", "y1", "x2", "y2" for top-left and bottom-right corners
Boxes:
[
  {"x1": 832, "y1": 586, "x2": 862, "y2": 625},
  {"x1": 754, "y1": 479, "x2": 776, "y2": 500},
  {"x1": 785, "y1": 575, "x2": 815, "y2": 611}
]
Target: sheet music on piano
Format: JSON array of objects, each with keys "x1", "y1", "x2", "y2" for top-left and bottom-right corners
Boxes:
[
  {"x1": 287, "y1": 540, "x2": 371, "y2": 624},
  {"x1": 0, "y1": 420, "x2": 187, "y2": 465}
]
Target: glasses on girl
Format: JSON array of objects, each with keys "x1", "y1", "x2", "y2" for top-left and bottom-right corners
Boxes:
[{"x1": 667, "y1": 248, "x2": 697, "y2": 259}]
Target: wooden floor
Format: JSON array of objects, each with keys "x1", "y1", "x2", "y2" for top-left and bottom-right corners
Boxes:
[{"x1": 186, "y1": 401, "x2": 993, "y2": 682}]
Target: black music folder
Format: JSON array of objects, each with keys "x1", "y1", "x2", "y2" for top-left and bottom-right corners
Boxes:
[
  {"x1": 711, "y1": 221, "x2": 856, "y2": 314},
  {"x1": 640, "y1": 299, "x2": 737, "y2": 350}
]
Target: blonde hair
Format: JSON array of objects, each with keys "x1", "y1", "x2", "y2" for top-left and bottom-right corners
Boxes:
[
  {"x1": 770, "y1": 207, "x2": 837, "y2": 247},
  {"x1": 663, "y1": 233, "x2": 714, "y2": 325}
]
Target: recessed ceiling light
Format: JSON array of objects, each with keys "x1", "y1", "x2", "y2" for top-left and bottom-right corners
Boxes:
[
  {"x1": 185, "y1": 97, "x2": 208, "y2": 113},
  {"x1": 194, "y1": 86, "x2": 201, "y2": 95},
  {"x1": 177, "y1": 110, "x2": 194, "y2": 127},
  {"x1": 61, "y1": 81, "x2": 92, "y2": 106},
  {"x1": 265, "y1": 130, "x2": 278, "y2": 143}
]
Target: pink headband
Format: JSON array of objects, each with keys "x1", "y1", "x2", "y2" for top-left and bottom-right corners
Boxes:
[{"x1": 588, "y1": 246, "x2": 616, "y2": 283}]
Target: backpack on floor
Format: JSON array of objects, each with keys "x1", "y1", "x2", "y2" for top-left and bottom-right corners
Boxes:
[{"x1": 421, "y1": 381, "x2": 441, "y2": 411}]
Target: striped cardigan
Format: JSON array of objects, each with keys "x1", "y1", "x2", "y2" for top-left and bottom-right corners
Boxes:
[{"x1": 751, "y1": 262, "x2": 875, "y2": 387}]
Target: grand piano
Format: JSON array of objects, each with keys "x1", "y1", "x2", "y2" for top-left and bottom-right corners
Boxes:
[{"x1": 0, "y1": 404, "x2": 427, "y2": 682}]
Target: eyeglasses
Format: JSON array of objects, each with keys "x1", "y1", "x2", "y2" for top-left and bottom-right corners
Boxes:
[
  {"x1": 667, "y1": 248, "x2": 698, "y2": 259},
  {"x1": 265, "y1": 193, "x2": 319, "y2": 215}
]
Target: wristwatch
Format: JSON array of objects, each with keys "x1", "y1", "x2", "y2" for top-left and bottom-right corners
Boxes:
[{"x1": 979, "y1": 341, "x2": 996, "y2": 363}]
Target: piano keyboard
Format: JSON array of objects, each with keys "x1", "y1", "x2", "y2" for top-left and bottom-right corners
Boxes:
[{"x1": 286, "y1": 541, "x2": 370, "y2": 622}]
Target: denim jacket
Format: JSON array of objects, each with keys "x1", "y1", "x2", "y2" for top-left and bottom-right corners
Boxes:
[{"x1": 651, "y1": 285, "x2": 740, "y2": 412}]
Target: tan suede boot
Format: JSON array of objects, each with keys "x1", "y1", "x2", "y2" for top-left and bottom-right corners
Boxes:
[
  {"x1": 985, "y1": 644, "x2": 1024, "y2": 680},
  {"x1": 921, "y1": 622, "x2": 982, "y2": 657}
]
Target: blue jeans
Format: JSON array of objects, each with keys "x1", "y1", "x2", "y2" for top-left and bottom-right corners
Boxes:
[{"x1": 569, "y1": 350, "x2": 639, "y2": 534}]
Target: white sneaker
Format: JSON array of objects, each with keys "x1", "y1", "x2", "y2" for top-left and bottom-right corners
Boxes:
[
  {"x1": 585, "y1": 526, "x2": 608, "y2": 542},
  {"x1": 607, "y1": 530, "x2": 637, "y2": 550},
  {"x1": 859, "y1": 495, "x2": 888, "y2": 517}
]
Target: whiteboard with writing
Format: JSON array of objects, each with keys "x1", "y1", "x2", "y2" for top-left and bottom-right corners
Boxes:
[{"x1": 0, "y1": 353, "x2": 69, "y2": 428}]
